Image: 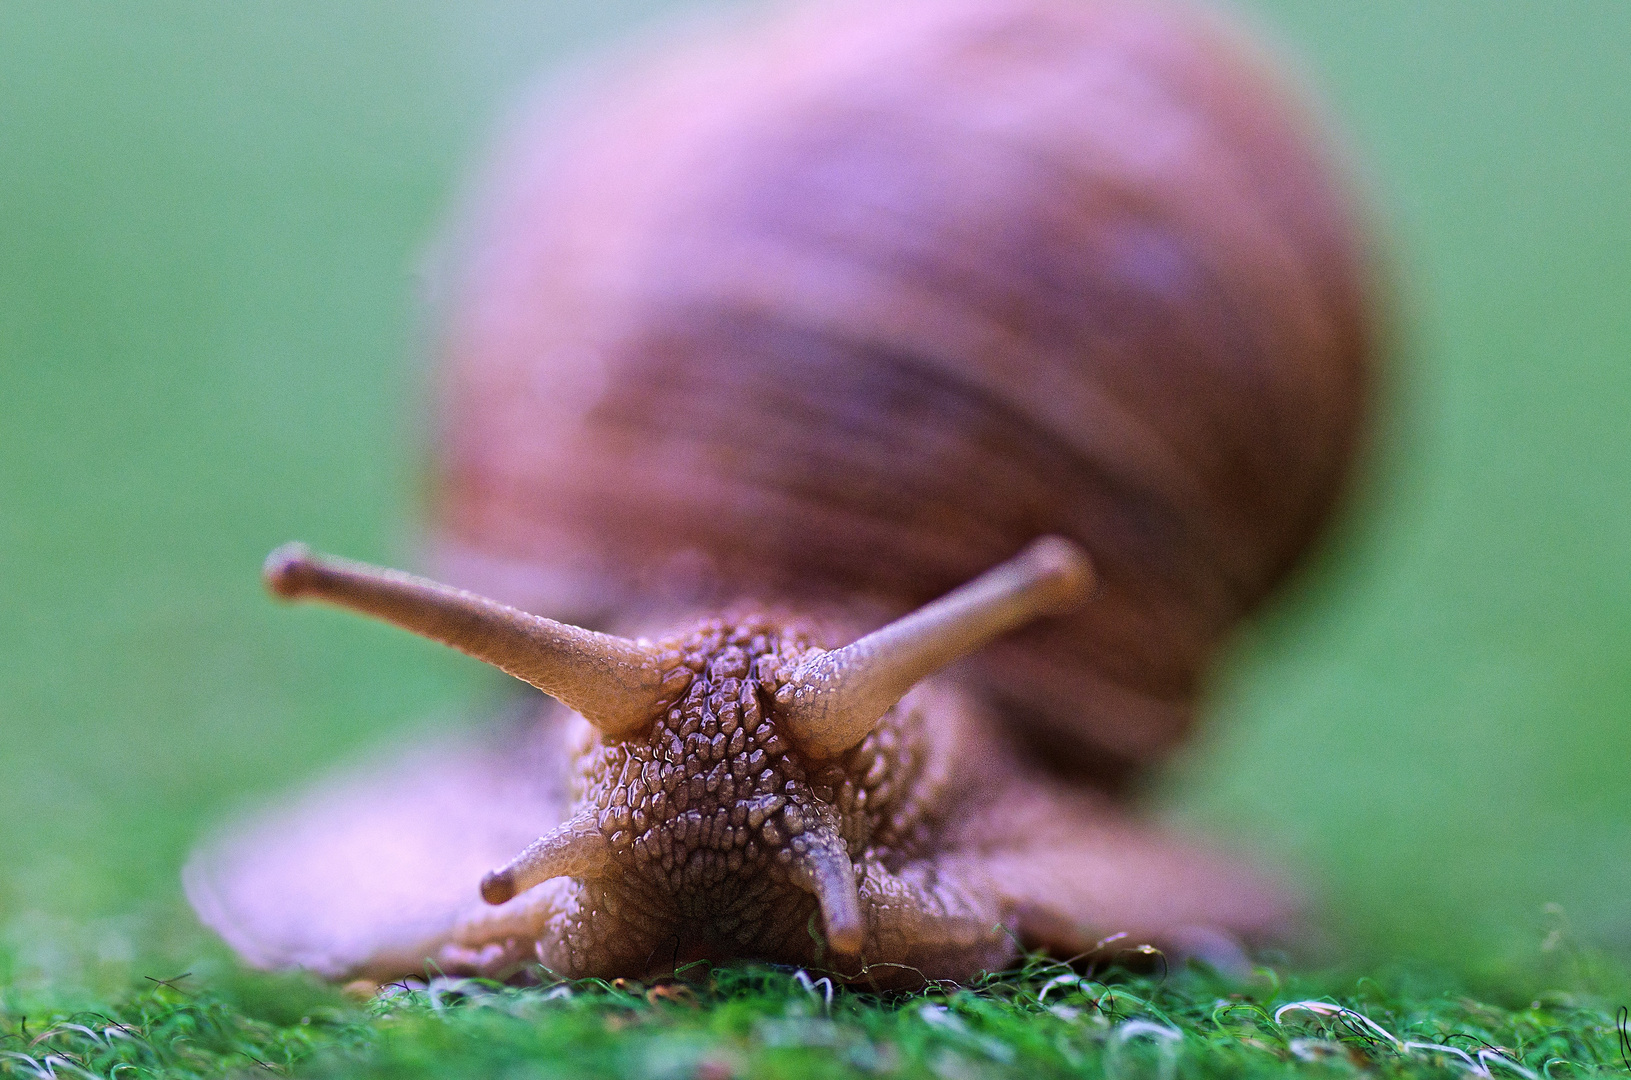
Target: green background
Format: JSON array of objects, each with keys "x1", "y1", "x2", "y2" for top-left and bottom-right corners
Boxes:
[{"x1": 1, "y1": 0, "x2": 1627, "y2": 972}]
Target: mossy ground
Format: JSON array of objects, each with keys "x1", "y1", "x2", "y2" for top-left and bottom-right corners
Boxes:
[
  {"x1": 6, "y1": 914, "x2": 1631, "y2": 1080},
  {"x1": 4, "y1": 4, "x2": 1630, "y2": 1078}
]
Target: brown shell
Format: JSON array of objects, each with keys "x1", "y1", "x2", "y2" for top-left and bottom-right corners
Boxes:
[{"x1": 427, "y1": 0, "x2": 1377, "y2": 786}]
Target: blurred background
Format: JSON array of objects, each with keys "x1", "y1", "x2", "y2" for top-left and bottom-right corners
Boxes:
[{"x1": 1, "y1": 0, "x2": 1627, "y2": 974}]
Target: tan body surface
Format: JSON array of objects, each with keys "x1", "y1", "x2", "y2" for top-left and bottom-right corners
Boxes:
[
  {"x1": 188, "y1": 0, "x2": 1375, "y2": 987},
  {"x1": 189, "y1": 602, "x2": 1290, "y2": 987}
]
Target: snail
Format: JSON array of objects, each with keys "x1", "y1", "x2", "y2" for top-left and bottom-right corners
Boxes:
[{"x1": 184, "y1": 0, "x2": 1377, "y2": 988}]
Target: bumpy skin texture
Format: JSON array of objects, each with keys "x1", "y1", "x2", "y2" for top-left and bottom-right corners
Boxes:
[
  {"x1": 443, "y1": 616, "x2": 1017, "y2": 984},
  {"x1": 187, "y1": 607, "x2": 1293, "y2": 986},
  {"x1": 419, "y1": 613, "x2": 1286, "y2": 987},
  {"x1": 187, "y1": 0, "x2": 1372, "y2": 987}
]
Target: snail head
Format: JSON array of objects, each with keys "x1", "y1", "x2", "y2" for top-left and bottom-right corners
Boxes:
[{"x1": 262, "y1": 536, "x2": 1091, "y2": 963}]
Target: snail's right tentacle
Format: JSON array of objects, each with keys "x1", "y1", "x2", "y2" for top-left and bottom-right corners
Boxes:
[
  {"x1": 829, "y1": 855, "x2": 1014, "y2": 989},
  {"x1": 773, "y1": 536, "x2": 1095, "y2": 758},
  {"x1": 263, "y1": 544, "x2": 685, "y2": 736},
  {"x1": 479, "y1": 811, "x2": 611, "y2": 905}
]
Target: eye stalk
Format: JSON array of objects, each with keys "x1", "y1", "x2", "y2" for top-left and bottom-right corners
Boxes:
[
  {"x1": 261, "y1": 539, "x2": 1092, "y2": 960},
  {"x1": 263, "y1": 543, "x2": 687, "y2": 736},
  {"x1": 262, "y1": 536, "x2": 1091, "y2": 761},
  {"x1": 772, "y1": 536, "x2": 1095, "y2": 758}
]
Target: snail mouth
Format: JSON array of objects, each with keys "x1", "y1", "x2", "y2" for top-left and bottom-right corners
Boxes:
[
  {"x1": 595, "y1": 818, "x2": 858, "y2": 963},
  {"x1": 616, "y1": 882, "x2": 826, "y2": 974},
  {"x1": 477, "y1": 774, "x2": 867, "y2": 957}
]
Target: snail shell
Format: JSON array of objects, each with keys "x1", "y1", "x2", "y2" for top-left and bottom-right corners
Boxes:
[
  {"x1": 186, "y1": 0, "x2": 1378, "y2": 985},
  {"x1": 430, "y1": 0, "x2": 1374, "y2": 786}
]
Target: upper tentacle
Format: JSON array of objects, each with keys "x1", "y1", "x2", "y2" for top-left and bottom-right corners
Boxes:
[{"x1": 265, "y1": 544, "x2": 688, "y2": 735}]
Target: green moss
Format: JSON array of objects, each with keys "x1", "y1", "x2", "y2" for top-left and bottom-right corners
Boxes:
[{"x1": 6, "y1": 926, "x2": 1631, "y2": 1079}]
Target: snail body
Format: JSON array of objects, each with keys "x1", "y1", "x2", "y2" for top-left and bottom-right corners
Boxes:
[{"x1": 186, "y1": 0, "x2": 1376, "y2": 986}]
